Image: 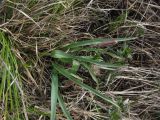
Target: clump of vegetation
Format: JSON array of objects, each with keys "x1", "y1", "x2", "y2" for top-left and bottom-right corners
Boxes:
[
  {"x1": 50, "y1": 38, "x2": 135, "y2": 119},
  {"x1": 0, "y1": 32, "x2": 26, "y2": 119},
  {"x1": 0, "y1": 0, "x2": 160, "y2": 120}
]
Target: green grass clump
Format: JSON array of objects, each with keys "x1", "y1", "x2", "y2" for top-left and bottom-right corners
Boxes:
[
  {"x1": 50, "y1": 37, "x2": 135, "y2": 120},
  {"x1": 0, "y1": 32, "x2": 24, "y2": 120}
]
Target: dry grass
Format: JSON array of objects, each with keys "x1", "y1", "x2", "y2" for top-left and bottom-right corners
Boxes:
[{"x1": 0, "y1": 0, "x2": 160, "y2": 120}]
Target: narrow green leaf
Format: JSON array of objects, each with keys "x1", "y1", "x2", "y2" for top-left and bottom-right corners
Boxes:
[
  {"x1": 63, "y1": 38, "x2": 136, "y2": 49},
  {"x1": 51, "y1": 50, "x2": 121, "y2": 70},
  {"x1": 52, "y1": 50, "x2": 72, "y2": 59},
  {"x1": 51, "y1": 72, "x2": 58, "y2": 120},
  {"x1": 53, "y1": 63, "x2": 120, "y2": 109},
  {"x1": 58, "y1": 94, "x2": 73, "y2": 120},
  {"x1": 71, "y1": 47, "x2": 104, "y2": 53},
  {"x1": 105, "y1": 51, "x2": 124, "y2": 60}
]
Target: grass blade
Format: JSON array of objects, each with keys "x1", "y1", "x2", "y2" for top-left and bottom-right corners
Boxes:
[
  {"x1": 63, "y1": 38, "x2": 136, "y2": 49},
  {"x1": 52, "y1": 50, "x2": 122, "y2": 70},
  {"x1": 53, "y1": 63, "x2": 120, "y2": 109},
  {"x1": 58, "y1": 93, "x2": 73, "y2": 120},
  {"x1": 51, "y1": 71, "x2": 58, "y2": 120},
  {"x1": 52, "y1": 50, "x2": 72, "y2": 59}
]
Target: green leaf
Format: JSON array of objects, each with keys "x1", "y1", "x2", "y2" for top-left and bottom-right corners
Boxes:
[
  {"x1": 58, "y1": 94, "x2": 73, "y2": 120},
  {"x1": 69, "y1": 47, "x2": 103, "y2": 53},
  {"x1": 63, "y1": 38, "x2": 136, "y2": 49},
  {"x1": 105, "y1": 51, "x2": 124, "y2": 60},
  {"x1": 51, "y1": 71, "x2": 58, "y2": 120},
  {"x1": 52, "y1": 50, "x2": 72, "y2": 59},
  {"x1": 51, "y1": 50, "x2": 121, "y2": 70},
  {"x1": 53, "y1": 63, "x2": 120, "y2": 109},
  {"x1": 70, "y1": 60, "x2": 80, "y2": 74},
  {"x1": 82, "y1": 63, "x2": 99, "y2": 85}
]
